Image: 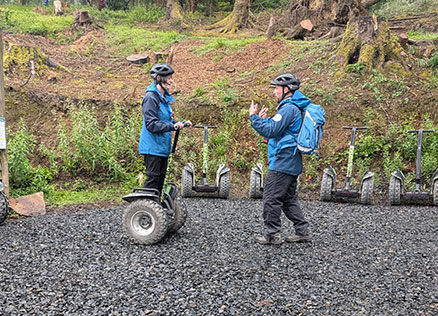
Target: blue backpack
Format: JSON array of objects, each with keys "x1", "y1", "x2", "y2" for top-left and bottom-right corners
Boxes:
[{"x1": 295, "y1": 103, "x2": 326, "y2": 156}]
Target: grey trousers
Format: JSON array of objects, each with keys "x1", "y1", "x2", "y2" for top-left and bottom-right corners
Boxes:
[{"x1": 262, "y1": 170, "x2": 309, "y2": 238}]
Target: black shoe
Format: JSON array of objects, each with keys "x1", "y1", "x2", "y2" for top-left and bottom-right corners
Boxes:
[
  {"x1": 256, "y1": 233, "x2": 283, "y2": 245},
  {"x1": 285, "y1": 234, "x2": 312, "y2": 243}
]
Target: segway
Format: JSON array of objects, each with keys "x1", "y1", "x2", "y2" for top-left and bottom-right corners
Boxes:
[
  {"x1": 0, "y1": 182, "x2": 8, "y2": 224},
  {"x1": 389, "y1": 129, "x2": 438, "y2": 205},
  {"x1": 181, "y1": 126, "x2": 230, "y2": 198},
  {"x1": 320, "y1": 126, "x2": 374, "y2": 204},
  {"x1": 122, "y1": 124, "x2": 189, "y2": 245}
]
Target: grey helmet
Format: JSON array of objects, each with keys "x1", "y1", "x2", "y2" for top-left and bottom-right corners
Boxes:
[
  {"x1": 270, "y1": 73, "x2": 300, "y2": 90},
  {"x1": 270, "y1": 73, "x2": 300, "y2": 101},
  {"x1": 150, "y1": 63, "x2": 174, "y2": 80}
]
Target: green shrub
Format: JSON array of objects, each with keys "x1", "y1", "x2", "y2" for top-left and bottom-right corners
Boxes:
[
  {"x1": 8, "y1": 120, "x2": 53, "y2": 195},
  {"x1": 56, "y1": 102, "x2": 141, "y2": 181}
]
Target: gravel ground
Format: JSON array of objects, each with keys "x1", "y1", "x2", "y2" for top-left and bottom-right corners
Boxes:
[{"x1": 0, "y1": 198, "x2": 437, "y2": 315}]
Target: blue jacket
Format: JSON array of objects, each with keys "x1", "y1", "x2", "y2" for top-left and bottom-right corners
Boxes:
[
  {"x1": 250, "y1": 90, "x2": 311, "y2": 175},
  {"x1": 139, "y1": 81, "x2": 176, "y2": 157}
]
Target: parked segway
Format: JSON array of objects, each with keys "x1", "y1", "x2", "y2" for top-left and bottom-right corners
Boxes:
[
  {"x1": 389, "y1": 129, "x2": 438, "y2": 205},
  {"x1": 122, "y1": 123, "x2": 190, "y2": 245},
  {"x1": 181, "y1": 126, "x2": 230, "y2": 198},
  {"x1": 0, "y1": 182, "x2": 8, "y2": 224},
  {"x1": 320, "y1": 126, "x2": 374, "y2": 204}
]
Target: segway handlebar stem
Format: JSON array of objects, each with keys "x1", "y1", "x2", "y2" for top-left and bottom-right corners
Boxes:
[
  {"x1": 406, "y1": 129, "x2": 435, "y2": 191},
  {"x1": 171, "y1": 122, "x2": 191, "y2": 154},
  {"x1": 343, "y1": 126, "x2": 368, "y2": 190}
]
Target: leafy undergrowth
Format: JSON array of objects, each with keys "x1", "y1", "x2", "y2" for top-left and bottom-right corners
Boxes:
[{"x1": 2, "y1": 4, "x2": 438, "y2": 207}]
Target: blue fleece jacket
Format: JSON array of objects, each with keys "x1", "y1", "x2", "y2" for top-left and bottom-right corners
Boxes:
[
  {"x1": 138, "y1": 81, "x2": 176, "y2": 157},
  {"x1": 250, "y1": 90, "x2": 311, "y2": 175}
]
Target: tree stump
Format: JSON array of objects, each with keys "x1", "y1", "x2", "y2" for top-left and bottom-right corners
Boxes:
[
  {"x1": 126, "y1": 54, "x2": 150, "y2": 65},
  {"x1": 267, "y1": 17, "x2": 276, "y2": 39},
  {"x1": 73, "y1": 10, "x2": 94, "y2": 28},
  {"x1": 337, "y1": 16, "x2": 412, "y2": 73},
  {"x1": 3, "y1": 42, "x2": 67, "y2": 79}
]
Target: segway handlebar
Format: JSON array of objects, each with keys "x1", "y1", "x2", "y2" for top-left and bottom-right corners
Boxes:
[
  {"x1": 171, "y1": 122, "x2": 191, "y2": 154},
  {"x1": 194, "y1": 125, "x2": 217, "y2": 129},
  {"x1": 407, "y1": 129, "x2": 435, "y2": 133},
  {"x1": 342, "y1": 126, "x2": 368, "y2": 130}
]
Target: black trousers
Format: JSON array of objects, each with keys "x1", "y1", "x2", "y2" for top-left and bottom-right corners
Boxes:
[
  {"x1": 262, "y1": 170, "x2": 309, "y2": 238},
  {"x1": 143, "y1": 154, "x2": 169, "y2": 196}
]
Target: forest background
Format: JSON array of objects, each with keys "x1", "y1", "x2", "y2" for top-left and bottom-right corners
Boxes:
[{"x1": 0, "y1": 0, "x2": 437, "y2": 209}]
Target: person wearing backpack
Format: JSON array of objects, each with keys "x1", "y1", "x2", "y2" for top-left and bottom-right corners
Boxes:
[
  {"x1": 139, "y1": 63, "x2": 192, "y2": 197},
  {"x1": 249, "y1": 73, "x2": 312, "y2": 245}
]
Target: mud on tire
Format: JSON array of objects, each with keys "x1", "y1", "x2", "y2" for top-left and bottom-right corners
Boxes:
[
  {"x1": 389, "y1": 176, "x2": 401, "y2": 205},
  {"x1": 433, "y1": 180, "x2": 438, "y2": 206},
  {"x1": 249, "y1": 170, "x2": 262, "y2": 199},
  {"x1": 360, "y1": 177, "x2": 374, "y2": 205},
  {"x1": 320, "y1": 173, "x2": 333, "y2": 201},
  {"x1": 0, "y1": 193, "x2": 8, "y2": 224},
  {"x1": 181, "y1": 169, "x2": 193, "y2": 198},
  {"x1": 167, "y1": 197, "x2": 187, "y2": 233},
  {"x1": 218, "y1": 172, "x2": 230, "y2": 199},
  {"x1": 123, "y1": 200, "x2": 168, "y2": 245}
]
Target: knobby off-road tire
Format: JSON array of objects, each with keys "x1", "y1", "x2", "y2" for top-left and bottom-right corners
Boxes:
[
  {"x1": 181, "y1": 169, "x2": 192, "y2": 198},
  {"x1": 360, "y1": 177, "x2": 374, "y2": 205},
  {"x1": 389, "y1": 176, "x2": 401, "y2": 205},
  {"x1": 0, "y1": 193, "x2": 8, "y2": 224},
  {"x1": 433, "y1": 180, "x2": 438, "y2": 206},
  {"x1": 123, "y1": 200, "x2": 168, "y2": 245},
  {"x1": 249, "y1": 170, "x2": 262, "y2": 199},
  {"x1": 320, "y1": 173, "x2": 333, "y2": 201},
  {"x1": 218, "y1": 172, "x2": 230, "y2": 199},
  {"x1": 167, "y1": 197, "x2": 187, "y2": 233}
]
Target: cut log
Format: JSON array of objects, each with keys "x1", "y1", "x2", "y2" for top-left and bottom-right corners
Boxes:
[
  {"x1": 126, "y1": 54, "x2": 150, "y2": 64},
  {"x1": 288, "y1": 0, "x2": 367, "y2": 39},
  {"x1": 300, "y1": 19, "x2": 313, "y2": 31}
]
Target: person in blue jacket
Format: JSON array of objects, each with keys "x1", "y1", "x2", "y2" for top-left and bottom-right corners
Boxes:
[
  {"x1": 249, "y1": 73, "x2": 311, "y2": 245},
  {"x1": 139, "y1": 63, "x2": 191, "y2": 197}
]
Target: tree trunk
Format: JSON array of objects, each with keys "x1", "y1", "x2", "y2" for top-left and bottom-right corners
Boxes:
[
  {"x1": 208, "y1": 0, "x2": 252, "y2": 33},
  {"x1": 185, "y1": 0, "x2": 197, "y2": 13},
  {"x1": 288, "y1": 0, "x2": 367, "y2": 39},
  {"x1": 166, "y1": 0, "x2": 184, "y2": 20},
  {"x1": 337, "y1": 16, "x2": 412, "y2": 73}
]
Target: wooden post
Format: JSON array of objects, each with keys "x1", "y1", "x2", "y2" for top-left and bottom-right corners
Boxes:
[{"x1": 0, "y1": 31, "x2": 9, "y2": 197}]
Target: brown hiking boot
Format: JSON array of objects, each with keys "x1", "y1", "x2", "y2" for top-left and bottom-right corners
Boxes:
[
  {"x1": 285, "y1": 234, "x2": 312, "y2": 243},
  {"x1": 256, "y1": 233, "x2": 283, "y2": 245}
]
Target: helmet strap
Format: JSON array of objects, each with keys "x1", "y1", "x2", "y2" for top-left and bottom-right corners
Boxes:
[{"x1": 279, "y1": 86, "x2": 295, "y2": 102}]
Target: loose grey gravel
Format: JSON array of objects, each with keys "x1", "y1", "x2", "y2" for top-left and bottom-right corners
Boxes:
[{"x1": 0, "y1": 198, "x2": 437, "y2": 315}]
